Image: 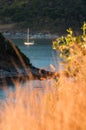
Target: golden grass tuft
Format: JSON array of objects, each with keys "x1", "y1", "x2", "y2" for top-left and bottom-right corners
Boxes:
[{"x1": 0, "y1": 54, "x2": 86, "y2": 130}]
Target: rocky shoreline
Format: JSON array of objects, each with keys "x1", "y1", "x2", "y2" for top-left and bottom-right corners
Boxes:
[{"x1": 0, "y1": 66, "x2": 58, "y2": 85}]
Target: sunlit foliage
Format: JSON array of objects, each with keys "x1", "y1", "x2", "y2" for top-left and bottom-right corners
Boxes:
[{"x1": 53, "y1": 22, "x2": 86, "y2": 77}]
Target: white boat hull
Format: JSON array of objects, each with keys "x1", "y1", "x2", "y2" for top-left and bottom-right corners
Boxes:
[{"x1": 24, "y1": 42, "x2": 34, "y2": 45}]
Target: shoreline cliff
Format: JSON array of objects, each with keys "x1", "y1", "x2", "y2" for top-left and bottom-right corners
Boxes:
[{"x1": 0, "y1": 33, "x2": 58, "y2": 86}]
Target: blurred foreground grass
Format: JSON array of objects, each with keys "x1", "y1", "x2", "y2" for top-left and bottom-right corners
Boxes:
[{"x1": 0, "y1": 55, "x2": 86, "y2": 130}]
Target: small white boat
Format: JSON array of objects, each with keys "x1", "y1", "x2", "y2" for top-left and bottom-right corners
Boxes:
[{"x1": 24, "y1": 28, "x2": 34, "y2": 45}]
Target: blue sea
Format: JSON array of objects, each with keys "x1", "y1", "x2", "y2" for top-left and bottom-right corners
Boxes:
[{"x1": 12, "y1": 38, "x2": 60, "y2": 71}]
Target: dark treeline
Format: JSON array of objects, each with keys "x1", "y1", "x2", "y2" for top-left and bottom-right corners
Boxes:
[{"x1": 0, "y1": 0, "x2": 86, "y2": 34}]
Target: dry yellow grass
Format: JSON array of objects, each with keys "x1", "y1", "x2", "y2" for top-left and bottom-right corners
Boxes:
[{"x1": 0, "y1": 53, "x2": 86, "y2": 130}]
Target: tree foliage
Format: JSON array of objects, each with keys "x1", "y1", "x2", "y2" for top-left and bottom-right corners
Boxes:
[
  {"x1": 0, "y1": 0, "x2": 86, "y2": 32},
  {"x1": 53, "y1": 22, "x2": 86, "y2": 76}
]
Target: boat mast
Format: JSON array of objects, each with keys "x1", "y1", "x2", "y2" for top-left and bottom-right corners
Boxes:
[{"x1": 27, "y1": 28, "x2": 29, "y2": 42}]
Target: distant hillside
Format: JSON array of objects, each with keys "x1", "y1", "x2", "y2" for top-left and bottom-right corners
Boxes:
[{"x1": 0, "y1": 0, "x2": 86, "y2": 34}]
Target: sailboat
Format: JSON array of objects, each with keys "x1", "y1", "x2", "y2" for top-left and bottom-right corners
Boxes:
[{"x1": 24, "y1": 28, "x2": 34, "y2": 45}]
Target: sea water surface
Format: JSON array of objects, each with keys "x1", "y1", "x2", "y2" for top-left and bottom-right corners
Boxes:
[{"x1": 12, "y1": 38, "x2": 60, "y2": 71}]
